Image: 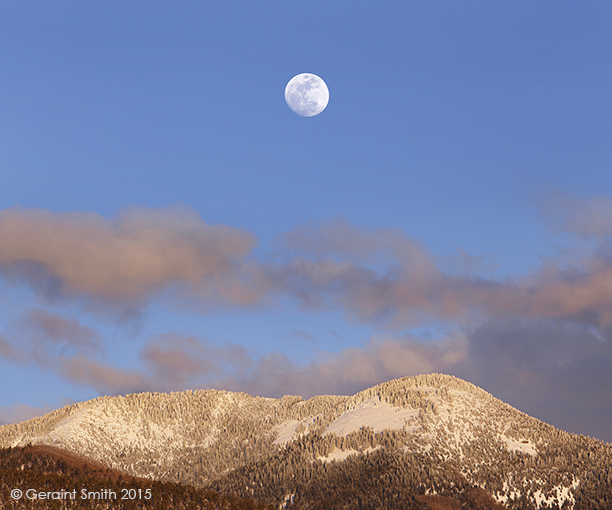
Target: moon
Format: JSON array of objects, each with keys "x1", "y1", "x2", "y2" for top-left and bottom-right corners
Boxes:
[{"x1": 285, "y1": 73, "x2": 329, "y2": 117}]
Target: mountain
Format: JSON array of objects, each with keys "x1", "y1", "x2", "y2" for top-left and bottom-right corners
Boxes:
[{"x1": 1, "y1": 374, "x2": 611, "y2": 509}]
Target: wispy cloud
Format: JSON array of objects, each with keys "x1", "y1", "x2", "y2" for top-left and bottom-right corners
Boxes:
[
  {"x1": 0, "y1": 402, "x2": 53, "y2": 426},
  {"x1": 219, "y1": 334, "x2": 468, "y2": 398},
  {"x1": 0, "y1": 334, "x2": 24, "y2": 362},
  {"x1": 3, "y1": 204, "x2": 612, "y2": 328},
  {"x1": 541, "y1": 193, "x2": 612, "y2": 239},
  {"x1": 1, "y1": 309, "x2": 101, "y2": 366},
  {"x1": 0, "y1": 321, "x2": 255, "y2": 396},
  {"x1": 269, "y1": 217, "x2": 612, "y2": 328},
  {"x1": 58, "y1": 356, "x2": 152, "y2": 395}
]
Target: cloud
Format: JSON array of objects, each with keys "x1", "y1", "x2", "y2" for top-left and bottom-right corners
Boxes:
[
  {"x1": 222, "y1": 322, "x2": 612, "y2": 442},
  {"x1": 0, "y1": 309, "x2": 152, "y2": 396},
  {"x1": 3, "y1": 202, "x2": 612, "y2": 441},
  {"x1": 541, "y1": 193, "x2": 612, "y2": 239},
  {"x1": 4, "y1": 206, "x2": 612, "y2": 329},
  {"x1": 0, "y1": 334, "x2": 24, "y2": 362},
  {"x1": 14, "y1": 308, "x2": 100, "y2": 354},
  {"x1": 0, "y1": 403, "x2": 53, "y2": 426},
  {"x1": 58, "y1": 356, "x2": 152, "y2": 395},
  {"x1": 267, "y1": 217, "x2": 612, "y2": 329},
  {"x1": 453, "y1": 319, "x2": 612, "y2": 443},
  {"x1": 0, "y1": 313, "x2": 459, "y2": 401},
  {"x1": 138, "y1": 333, "x2": 253, "y2": 391},
  {"x1": 0, "y1": 328, "x2": 255, "y2": 397},
  {"x1": 267, "y1": 220, "x2": 487, "y2": 325},
  {"x1": 217, "y1": 334, "x2": 468, "y2": 399},
  {"x1": 0, "y1": 206, "x2": 261, "y2": 307},
  {"x1": 1, "y1": 309, "x2": 101, "y2": 365},
  {"x1": 3, "y1": 316, "x2": 611, "y2": 443}
]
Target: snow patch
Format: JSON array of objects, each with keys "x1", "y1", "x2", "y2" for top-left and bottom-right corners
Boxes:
[
  {"x1": 317, "y1": 446, "x2": 381, "y2": 463},
  {"x1": 324, "y1": 397, "x2": 419, "y2": 437},
  {"x1": 273, "y1": 420, "x2": 300, "y2": 446},
  {"x1": 500, "y1": 434, "x2": 537, "y2": 456}
]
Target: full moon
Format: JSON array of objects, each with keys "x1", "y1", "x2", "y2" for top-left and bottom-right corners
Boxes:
[{"x1": 285, "y1": 73, "x2": 329, "y2": 117}]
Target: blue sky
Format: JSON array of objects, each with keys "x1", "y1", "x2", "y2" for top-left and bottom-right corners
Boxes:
[{"x1": 1, "y1": 1, "x2": 612, "y2": 443}]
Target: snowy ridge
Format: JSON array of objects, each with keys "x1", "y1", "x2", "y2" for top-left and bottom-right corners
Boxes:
[{"x1": 1, "y1": 373, "x2": 607, "y2": 509}]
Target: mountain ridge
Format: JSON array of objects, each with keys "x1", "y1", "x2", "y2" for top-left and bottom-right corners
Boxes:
[{"x1": 2, "y1": 373, "x2": 611, "y2": 509}]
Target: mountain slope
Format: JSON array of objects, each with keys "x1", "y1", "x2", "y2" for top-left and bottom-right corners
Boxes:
[
  {"x1": 1, "y1": 374, "x2": 611, "y2": 509},
  {"x1": 0, "y1": 444, "x2": 274, "y2": 510}
]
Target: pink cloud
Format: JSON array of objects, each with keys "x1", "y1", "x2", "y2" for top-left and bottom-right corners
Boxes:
[
  {"x1": 0, "y1": 335, "x2": 25, "y2": 362},
  {"x1": 14, "y1": 308, "x2": 100, "y2": 351},
  {"x1": 4, "y1": 205, "x2": 612, "y2": 328},
  {"x1": 270, "y1": 218, "x2": 612, "y2": 328},
  {"x1": 3, "y1": 309, "x2": 100, "y2": 365},
  {"x1": 0, "y1": 402, "x2": 52, "y2": 426},
  {"x1": 0, "y1": 206, "x2": 261, "y2": 307},
  {"x1": 59, "y1": 356, "x2": 152, "y2": 395},
  {"x1": 217, "y1": 334, "x2": 468, "y2": 399}
]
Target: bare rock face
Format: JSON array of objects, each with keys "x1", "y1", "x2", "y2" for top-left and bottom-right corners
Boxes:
[{"x1": 2, "y1": 374, "x2": 611, "y2": 509}]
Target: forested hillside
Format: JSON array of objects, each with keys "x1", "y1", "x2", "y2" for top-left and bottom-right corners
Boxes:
[
  {"x1": 0, "y1": 445, "x2": 272, "y2": 510},
  {"x1": 1, "y1": 374, "x2": 611, "y2": 509}
]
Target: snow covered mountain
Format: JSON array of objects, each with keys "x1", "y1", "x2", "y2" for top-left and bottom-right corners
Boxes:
[{"x1": 1, "y1": 374, "x2": 611, "y2": 509}]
